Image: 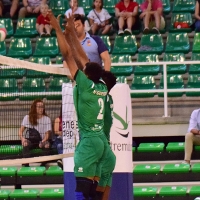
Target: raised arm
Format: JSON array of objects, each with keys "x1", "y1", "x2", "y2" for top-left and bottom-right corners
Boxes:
[{"x1": 47, "y1": 10, "x2": 78, "y2": 79}]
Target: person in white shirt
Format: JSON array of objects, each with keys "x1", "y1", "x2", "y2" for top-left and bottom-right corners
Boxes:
[
  {"x1": 65, "y1": 0, "x2": 85, "y2": 18},
  {"x1": 87, "y1": 0, "x2": 112, "y2": 35},
  {"x1": 184, "y1": 109, "x2": 200, "y2": 164}
]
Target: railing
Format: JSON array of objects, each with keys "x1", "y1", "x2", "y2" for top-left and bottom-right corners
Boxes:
[{"x1": 111, "y1": 60, "x2": 200, "y2": 118}]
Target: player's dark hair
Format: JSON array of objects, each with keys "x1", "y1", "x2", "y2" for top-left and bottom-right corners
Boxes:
[
  {"x1": 101, "y1": 71, "x2": 117, "y2": 92},
  {"x1": 85, "y1": 62, "x2": 103, "y2": 83},
  {"x1": 74, "y1": 14, "x2": 85, "y2": 25},
  {"x1": 92, "y1": 0, "x2": 103, "y2": 9}
]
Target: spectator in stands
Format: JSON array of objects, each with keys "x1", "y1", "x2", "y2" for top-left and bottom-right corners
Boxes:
[
  {"x1": 115, "y1": 0, "x2": 139, "y2": 35},
  {"x1": 183, "y1": 109, "x2": 200, "y2": 165},
  {"x1": 87, "y1": 0, "x2": 112, "y2": 35},
  {"x1": 53, "y1": 106, "x2": 63, "y2": 169},
  {"x1": 0, "y1": 0, "x2": 19, "y2": 18},
  {"x1": 36, "y1": 3, "x2": 52, "y2": 37},
  {"x1": 140, "y1": 0, "x2": 165, "y2": 34},
  {"x1": 18, "y1": 0, "x2": 47, "y2": 18},
  {"x1": 19, "y1": 99, "x2": 52, "y2": 166},
  {"x1": 195, "y1": 0, "x2": 200, "y2": 32},
  {"x1": 73, "y1": 14, "x2": 111, "y2": 71}
]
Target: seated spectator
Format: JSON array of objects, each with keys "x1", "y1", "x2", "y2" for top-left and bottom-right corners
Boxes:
[
  {"x1": 53, "y1": 106, "x2": 63, "y2": 169},
  {"x1": 65, "y1": 0, "x2": 84, "y2": 18},
  {"x1": 0, "y1": 0, "x2": 19, "y2": 18},
  {"x1": 36, "y1": 3, "x2": 52, "y2": 37},
  {"x1": 140, "y1": 0, "x2": 165, "y2": 34},
  {"x1": 18, "y1": 0, "x2": 47, "y2": 18},
  {"x1": 115, "y1": 0, "x2": 138, "y2": 35},
  {"x1": 183, "y1": 108, "x2": 200, "y2": 165},
  {"x1": 195, "y1": 0, "x2": 200, "y2": 32},
  {"x1": 87, "y1": 0, "x2": 112, "y2": 35},
  {"x1": 18, "y1": 99, "x2": 52, "y2": 166}
]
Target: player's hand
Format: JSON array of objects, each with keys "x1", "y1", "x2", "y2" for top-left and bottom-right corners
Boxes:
[
  {"x1": 64, "y1": 13, "x2": 75, "y2": 35},
  {"x1": 47, "y1": 10, "x2": 61, "y2": 31}
]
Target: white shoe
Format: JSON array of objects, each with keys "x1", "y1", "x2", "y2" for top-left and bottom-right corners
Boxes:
[
  {"x1": 84, "y1": 20, "x2": 91, "y2": 32},
  {"x1": 118, "y1": 30, "x2": 124, "y2": 35},
  {"x1": 124, "y1": 28, "x2": 132, "y2": 35},
  {"x1": 152, "y1": 27, "x2": 160, "y2": 34}
]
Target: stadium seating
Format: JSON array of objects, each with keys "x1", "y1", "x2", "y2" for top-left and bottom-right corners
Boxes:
[
  {"x1": 169, "y1": 13, "x2": 192, "y2": 33},
  {"x1": 0, "y1": 189, "x2": 10, "y2": 200},
  {"x1": 112, "y1": 35, "x2": 137, "y2": 55},
  {"x1": 100, "y1": 36, "x2": 111, "y2": 53},
  {"x1": 192, "y1": 33, "x2": 200, "y2": 53},
  {"x1": 134, "y1": 54, "x2": 160, "y2": 75},
  {"x1": 29, "y1": 56, "x2": 51, "y2": 65},
  {"x1": 40, "y1": 188, "x2": 64, "y2": 199},
  {"x1": 158, "y1": 74, "x2": 184, "y2": 97},
  {"x1": 55, "y1": 56, "x2": 63, "y2": 64},
  {"x1": 189, "y1": 53, "x2": 200, "y2": 73},
  {"x1": 134, "y1": 187, "x2": 158, "y2": 199},
  {"x1": 165, "y1": 33, "x2": 190, "y2": 53},
  {"x1": 110, "y1": 54, "x2": 133, "y2": 76},
  {"x1": 0, "y1": 18, "x2": 13, "y2": 38},
  {"x1": 79, "y1": 0, "x2": 93, "y2": 15},
  {"x1": 172, "y1": 0, "x2": 195, "y2": 13},
  {"x1": 130, "y1": 75, "x2": 156, "y2": 98},
  {"x1": 0, "y1": 41, "x2": 6, "y2": 55},
  {"x1": 34, "y1": 37, "x2": 59, "y2": 58},
  {"x1": 162, "y1": 0, "x2": 171, "y2": 14},
  {"x1": 9, "y1": 189, "x2": 39, "y2": 200},
  {"x1": 7, "y1": 38, "x2": 32, "y2": 58},
  {"x1": 104, "y1": 0, "x2": 116, "y2": 15},
  {"x1": 15, "y1": 18, "x2": 38, "y2": 38},
  {"x1": 163, "y1": 53, "x2": 187, "y2": 74},
  {"x1": 166, "y1": 142, "x2": 185, "y2": 152},
  {"x1": 49, "y1": 0, "x2": 69, "y2": 16},
  {"x1": 0, "y1": 68, "x2": 26, "y2": 79},
  {"x1": 48, "y1": 77, "x2": 69, "y2": 92},
  {"x1": 186, "y1": 74, "x2": 200, "y2": 96},
  {"x1": 139, "y1": 34, "x2": 164, "y2": 54}
]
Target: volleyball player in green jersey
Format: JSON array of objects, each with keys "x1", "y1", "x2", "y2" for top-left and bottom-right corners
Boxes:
[{"x1": 47, "y1": 11, "x2": 116, "y2": 200}]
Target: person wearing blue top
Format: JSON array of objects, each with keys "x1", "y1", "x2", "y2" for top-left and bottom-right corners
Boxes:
[{"x1": 184, "y1": 109, "x2": 200, "y2": 165}]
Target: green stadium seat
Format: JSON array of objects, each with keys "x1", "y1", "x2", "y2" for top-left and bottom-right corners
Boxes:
[
  {"x1": 133, "y1": 164, "x2": 161, "y2": 174},
  {"x1": 165, "y1": 33, "x2": 190, "y2": 53},
  {"x1": 158, "y1": 74, "x2": 184, "y2": 97},
  {"x1": 192, "y1": 33, "x2": 200, "y2": 53},
  {"x1": 194, "y1": 145, "x2": 200, "y2": 151},
  {"x1": 134, "y1": 54, "x2": 160, "y2": 75},
  {"x1": 51, "y1": 17, "x2": 65, "y2": 36},
  {"x1": 116, "y1": 76, "x2": 127, "y2": 83},
  {"x1": 0, "y1": 145, "x2": 22, "y2": 155},
  {"x1": 55, "y1": 56, "x2": 63, "y2": 64},
  {"x1": 112, "y1": 35, "x2": 137, "y2": 55},
  {"x1": 79, "y1": 0, "x2": 93, "y2": 15},
  {"x1": 34, "y1": 37, "x2": 59, "y2": 58},
  {"x1": 9, "y1": 189, "x2": 39, "y2": 199},
  {"x1": 139, "y1": 34, "x2": 163, "y2": 54},
  {"x1": 110, "y1": 54, "x2": 133, "y2": 76},
  {"x1": 18, "y1": 166, "x2": 45, "y2": 176},
  {"x1": 7, "y1": 38, "x2": 32, "y2": 58},
  {"x1": 162, "y1": 0, "x2": 171, "y2": 14},
  {"x1": 0, "y1": 41, "x2": 6, "y2": 55},
  {"x1": 45, "y1": 166, "x2": 63, "y2": 176},
  {"x1": 48, "y1": 77, "x2": 69, "y2": 92},
  {"x1": 0, "y1": 68, "x2": 26, "y2": 78},
  {"x1": 100, "y1": 36, "x2": 111, "y2": 53},
  {"x1": 163, "y1": 163, "x2": 190, "y2": 174},
  {"x1": 189, "y1": 53, "x2": 200, "y2": 74},
  {"x1": 49, "y1": 0, "x2": 69, "y2": 16},
  {"x1": 163, "y1": 53, "x2": 187, "y2": 74},
  {"x1": 15, "y1": 18, "x2": 38, "y2": 38},
  {"x1": 166, "y1": 142, "x2": 185, "y2": 152},
  {"x1": 189, "y1": 186, "x2": 200, "y2": 197},
  {"x1": 0, "y1": 18, "x2": 13, "y2": 38},
  {"x1": 130, "y1": 75, "x2": 156, "y2": 98},
  {"x1": 0, "y1": 166, "x2": 17, "y2": 176},
  {"x1": 172, "y1": 0, "x2": 195, "y2": 13},
  {"x1": 40, "y1": 188, "x2": 64, "y2": 199},
  {"x1": 159, "y1": 186, "x2": 187, "y2": 197},
  {"x1": 29, "y1": 56, "x2": 51, "y2": 65},
  {"x1": 0, "y1": 189, "x2": 11, "y2": 200},
  {"x1": 186, "y1": 74, "x2": 200, "y2": 96},
  {"x1": 191, "y1": 163, "x2": 200, "y2": 173},
  {"x1": 134, "y1": 187, "x2": 158, "y2": 198},
  {"x1": 169, "y1": 13, "x2": 192, "y2": 33},
  {"x1": 137, "y1": 143, "x2": 165, "y2": 152},
  {"x1": 104, "y1": 0, "x2": 116, "y2": 15},
  {"x1": 132, "y1": 147, "x2": 136, "y2": 152}
]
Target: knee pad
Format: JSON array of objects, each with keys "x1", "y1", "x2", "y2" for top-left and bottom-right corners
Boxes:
[{"x1": 75, "y1": 177, "x2": 93, "y2": 199}]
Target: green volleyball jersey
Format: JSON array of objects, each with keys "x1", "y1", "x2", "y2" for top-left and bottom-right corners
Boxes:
[
  {"x1": 103, "y1": 94, "x2": 113, "y2": 141},
  {"x1": 73, "y1": 70, "x2": 108, "y2": 138}
]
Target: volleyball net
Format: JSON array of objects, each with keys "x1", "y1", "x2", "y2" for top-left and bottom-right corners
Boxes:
[{"x1": 0, "y1": 55, "x2": 74, "y2": 166}]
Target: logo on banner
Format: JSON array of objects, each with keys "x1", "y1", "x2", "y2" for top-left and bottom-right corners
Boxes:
[{"x1": 113, "y1": 106, "x2": 129, "y2": 138}]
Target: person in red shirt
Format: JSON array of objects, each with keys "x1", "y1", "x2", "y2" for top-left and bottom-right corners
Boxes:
[
  {"x1": 140, "y1": 0, "x2": 165, "y2": 34},
  {"x1": 115, "y1": 0, "x2": 138, "y2": 35},
  {"x1": 36, "y1": 3, "x2": 52, "y2": 37}
]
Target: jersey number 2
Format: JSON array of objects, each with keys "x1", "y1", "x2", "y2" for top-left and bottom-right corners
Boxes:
[{"x1": 97, "y1": 98, "x2": 104, "y2": 119}]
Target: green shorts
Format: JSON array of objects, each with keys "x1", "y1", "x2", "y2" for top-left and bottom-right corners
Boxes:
[
  {"x1": 98, "y1": 147, "x2": 116, "y2": 187},
  {"x1": 74, "y1": 134, "x2": 109, "y2": 178}
]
